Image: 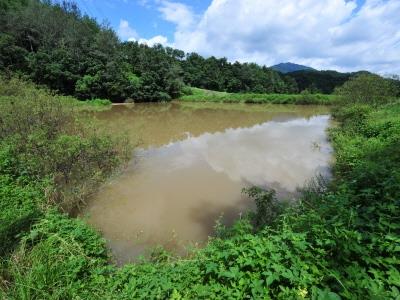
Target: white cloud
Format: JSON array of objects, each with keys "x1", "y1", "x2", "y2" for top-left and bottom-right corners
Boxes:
[
  {"x1": 137, "y1": 35, "x2": 169, "y2": 47},
  {"x1": 118, "y1": 19, "x2": 169, "y2": 47},
  {"x1": 159, "y1": 0, "x2": 400, "y2": 74},
  {"x1": 158, "y1": 0, "x2": 197, "y2": 30},
  {"x1": 117, "y1": 19, "x2": 138, "y2": 40}
]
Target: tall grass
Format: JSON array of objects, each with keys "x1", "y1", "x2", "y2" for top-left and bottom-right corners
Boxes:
[{"x1": 179, "y1": 87, "x2": 336, "y2": 105}]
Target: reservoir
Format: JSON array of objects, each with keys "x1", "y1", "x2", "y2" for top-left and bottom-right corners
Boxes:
[{"x1": 82, "y1": 102, "x2": 332, "y2": 264}]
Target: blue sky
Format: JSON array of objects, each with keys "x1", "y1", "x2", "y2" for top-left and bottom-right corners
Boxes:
[
  {"x1": 74, "y1": 0, "x2": 211, "y2": 41},
  {"x1": 72, "y1": 0, "x2": 399, "y2": 74}
]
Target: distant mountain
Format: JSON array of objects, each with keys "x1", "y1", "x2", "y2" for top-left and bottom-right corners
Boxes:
[{"x1": 271, "y1": 62, "x2": 316, "y2": 74}]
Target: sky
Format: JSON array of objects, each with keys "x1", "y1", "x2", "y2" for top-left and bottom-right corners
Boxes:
[{"x1": 74, "y1": 0, "x2": 400, "y2": 74}]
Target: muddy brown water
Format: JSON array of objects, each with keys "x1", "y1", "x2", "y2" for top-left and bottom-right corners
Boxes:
[{"x1": 82, "y1": 102, "x2": 333, "y2": 264}]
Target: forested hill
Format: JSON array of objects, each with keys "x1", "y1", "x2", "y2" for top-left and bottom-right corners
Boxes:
[
  {"x1": 0, "y1": 0, "x2": 378, "y2": 101},
  {"x1": 271, "y1": 62, "x2": 315, "y2": 73},
  {"x1": 288, "y1": 70, "x2": 357, "y2": 94}
]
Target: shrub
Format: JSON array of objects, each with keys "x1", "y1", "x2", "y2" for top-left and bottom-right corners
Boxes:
[
  {"x1": 86, "y1": 98, "x2": 112, "y2": 106},
  {"x1": 335, "y1": 73, "x2": 398, "y2": 106},
  {"x1": 243, "y1": 187, "x2": 285, "y2": 230},
  {"x1": 0, "y1": 175, "x2": 43, "y2": 256},
  {"x1": 181, "y1": 85, "x2": 193, "y2": 96},
  {"x1": 0, "y1": 77, "x2": 131, "y2": 211}
]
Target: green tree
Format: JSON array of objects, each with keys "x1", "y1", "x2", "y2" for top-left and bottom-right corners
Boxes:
[{"x1": 336, "y1": 73, "x2": 398, "y2": 106}]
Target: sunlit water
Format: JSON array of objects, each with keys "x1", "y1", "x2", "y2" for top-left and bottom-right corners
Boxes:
[{"x1": 82, "y1": 102, "x2": 332, "y2": 264}]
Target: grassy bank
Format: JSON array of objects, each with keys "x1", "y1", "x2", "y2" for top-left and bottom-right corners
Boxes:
[
  {"x1": 0, "y1": 78, "x2": 113, "y2": 112},
  {"x1": 1, "y1": 78, "x2": 400, "y2": 299},
  {"x1": 0, "y1": 78, "x2": 130, "y2": 257},
  {"x1": 179, "y1": 87, "x2": 336, "y2": 105}
]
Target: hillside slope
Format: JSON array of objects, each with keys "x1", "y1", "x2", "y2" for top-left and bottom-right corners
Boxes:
[{"x1": 271, "y1": 62, "x2": 315, "y2": 73}]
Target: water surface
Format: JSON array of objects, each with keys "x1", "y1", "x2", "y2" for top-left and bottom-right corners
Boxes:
[{"x1": 83, "y1": 102, "x2": 332, "y2": 264}]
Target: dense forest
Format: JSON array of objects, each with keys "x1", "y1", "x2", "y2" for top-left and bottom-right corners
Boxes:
[{"x1": 2, "y1": 0, "x2": 394, "y2": 102}]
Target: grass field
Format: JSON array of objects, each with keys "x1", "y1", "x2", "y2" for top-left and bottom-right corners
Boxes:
[{"x1": 179, "y1": 87, "x2": 337, "y2": 105}]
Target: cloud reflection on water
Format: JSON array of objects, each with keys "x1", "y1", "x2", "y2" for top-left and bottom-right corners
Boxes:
[{"x1": 137, "y1": 115, "x2": 332, "y2": 192}]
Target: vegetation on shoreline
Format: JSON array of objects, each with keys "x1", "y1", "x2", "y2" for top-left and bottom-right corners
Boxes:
[
  {"x1": 0, "y1": 77, "x2": 130, "y2": 257},
  {"x1": 1, "y1": 75, "x2": 399, "y2": 299},
  {"x1": 179, "y1": 87, "x2": 336, "y2": 105}
]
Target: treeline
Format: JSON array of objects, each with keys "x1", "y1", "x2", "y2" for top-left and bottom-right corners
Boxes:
[
  {"x1": 288, "y1": 70, "x2": 353, "y2": 94},
  {"x1": 1, "y1": 0, "x2": 398, "y2": 102},
  {"x1": 181, "y1": 53, "x2": 298, "y2": 94}
]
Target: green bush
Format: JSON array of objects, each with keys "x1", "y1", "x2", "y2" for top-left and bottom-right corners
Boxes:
[
  {"x1": 335, "y1": 73, "x2": 398, "y2": 106},
  {"x1": 0, "y1": 78, "x2": 130, "y2": 210},
  {"x1": 181, "y1": 85, "x2": 194, "y2": 96},
  {"x1": 243, "y1": 187, "x2": 286, "y2": 230},
  {"x1": 0, "y1": 175, "x2": 43, "y2": 256},
  {"x1": 86, "y1": 98, "x2": 113, "y2": 106}
]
